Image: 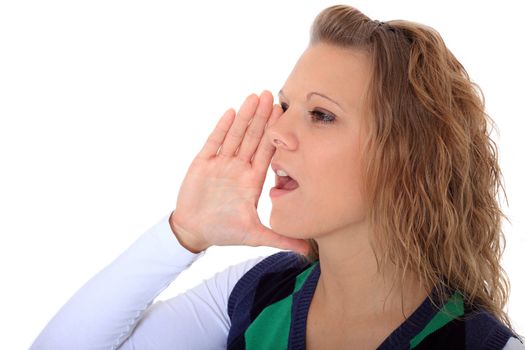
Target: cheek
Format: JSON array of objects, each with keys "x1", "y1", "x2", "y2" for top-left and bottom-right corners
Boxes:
[
  {"x1": 302, "y1": 150, "x2": 366, "y2": 222},
  {"x1": 314, "y1": 169, "x2": 365, "y2": 217}
]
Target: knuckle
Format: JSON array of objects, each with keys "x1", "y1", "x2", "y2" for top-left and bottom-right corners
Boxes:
[
  {"x1": 245, "y1": 126, "x2": 259, "y2": 138},
  {"x1": 229, "y1": 128, "x2": 244, "y2": 138}
]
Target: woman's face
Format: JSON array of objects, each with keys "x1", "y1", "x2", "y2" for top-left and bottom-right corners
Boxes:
[{"x1": 267, "y1": 42, "x2": 372, "y2": 240}]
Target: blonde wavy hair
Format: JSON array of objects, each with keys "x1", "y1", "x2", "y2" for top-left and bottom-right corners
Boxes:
[{"x1": 302, "y1": 4, "x2": 520, "y2": 337}]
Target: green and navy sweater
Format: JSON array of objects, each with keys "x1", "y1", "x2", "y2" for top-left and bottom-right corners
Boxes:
[{"x1": 227, "y1": 251, "x2": 520, "y2": 349}]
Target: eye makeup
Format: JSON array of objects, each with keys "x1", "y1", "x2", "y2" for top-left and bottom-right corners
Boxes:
[{"x1": 279, "y1": 102, "x2": 336, "y2": 124}]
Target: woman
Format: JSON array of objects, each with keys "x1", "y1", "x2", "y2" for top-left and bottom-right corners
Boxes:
[{"x1": 31, "y1": 4, "x2": 523, "y2": 349}]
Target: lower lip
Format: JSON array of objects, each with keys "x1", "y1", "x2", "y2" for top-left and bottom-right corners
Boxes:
[{"x1": 270, "y1": 187, "x2": 298, "y2": 198}]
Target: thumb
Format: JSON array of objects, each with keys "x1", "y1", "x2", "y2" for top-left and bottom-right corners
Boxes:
[{"x1": 250, "y1": 226, "x2": 311, "y2": 256}]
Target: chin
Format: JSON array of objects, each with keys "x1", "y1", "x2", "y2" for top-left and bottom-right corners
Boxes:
[{"x1": 269, "y1": 216, "x2": 318, "y2": 241}]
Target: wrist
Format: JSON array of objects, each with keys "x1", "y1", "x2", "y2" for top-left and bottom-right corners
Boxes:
[{"x1": 169, "y1": 211, "x2": 206, "y2": 254}]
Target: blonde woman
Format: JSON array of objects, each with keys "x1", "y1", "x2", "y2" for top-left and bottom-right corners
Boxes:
[{"x1": 31, "y1": 5, "x2": 523, "y2": 349}]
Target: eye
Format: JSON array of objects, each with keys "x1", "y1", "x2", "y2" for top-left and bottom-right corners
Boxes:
[
  {"x1": 279, "y1": 102, "x2": 336, "y2": 124},
  {"x1": 309, "y1": 110, "x2": 336, "y2": 124}
]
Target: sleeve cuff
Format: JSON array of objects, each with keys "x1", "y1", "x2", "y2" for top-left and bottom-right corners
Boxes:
[{"x1": 150, "y1": 212, "x2": 207, "y2": 267}]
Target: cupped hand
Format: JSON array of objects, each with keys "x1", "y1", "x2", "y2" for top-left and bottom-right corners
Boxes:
[{"x1": 169, "y1": 90, "x2": 310, "y2": 255}]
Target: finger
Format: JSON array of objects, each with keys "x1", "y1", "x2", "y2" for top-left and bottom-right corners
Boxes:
[
  {"x1": 219, "y1": 93, "x2": 259, "y2": 158},
  {"x1": 251, "y1": 103, "x2": 283, "y2": 175},
  {"x1": 236, "y1": 90, "x2": 274, "y2": 163},
  {"x1": 265, "y1": 101, "x2": 283, "y2": 130},
  {"x1": 196, "y1": 108, "x2": 236, "y2": 160}
]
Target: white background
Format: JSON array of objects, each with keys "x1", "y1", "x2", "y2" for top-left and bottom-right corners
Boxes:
[{"x1": 0, "y1": 1, "x2": 523, "y2": 348}]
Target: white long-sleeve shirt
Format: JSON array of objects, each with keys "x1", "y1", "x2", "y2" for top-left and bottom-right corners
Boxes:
[
  {"x1": 29, "y1": 213, "x2": 267, "y2": 349},
  {"x1": 29, "y1": 213, "x2": 524, "y2": 349}
]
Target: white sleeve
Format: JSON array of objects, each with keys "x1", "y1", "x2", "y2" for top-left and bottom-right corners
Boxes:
[
  {"x1": 118, "y1": 250, "x2": 267, "y2": 350},
  {"x1": 29, "y1": 213, "x2": 268, "y2": 350},
  {"x1": 504, "y1": 337, "x2": 525, "y2": 350}
]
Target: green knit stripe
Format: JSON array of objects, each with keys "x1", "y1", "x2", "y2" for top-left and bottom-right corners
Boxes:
[
  {"x1": 244, "y1": 262, "x2": 319, "y2": 349},
  {"x1": 409, "y1": 290, "x2": 465, "y2": 349},
  {"x1": 293, "y1": 261, "x2": 319, "y2": 293}
]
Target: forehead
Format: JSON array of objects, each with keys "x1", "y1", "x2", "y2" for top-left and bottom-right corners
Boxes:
[{"x1": 282, "y1": 43, "x2": 372, "y2": 111}]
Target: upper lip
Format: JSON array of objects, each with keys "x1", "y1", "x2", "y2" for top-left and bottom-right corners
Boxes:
[{"x1": 271, "y1": 162, "x2": 297, "y2": 181}]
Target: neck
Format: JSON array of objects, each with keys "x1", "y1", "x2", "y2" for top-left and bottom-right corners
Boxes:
[{"x1": 313, "y1": 222, "x2": 429, "y2": 321}]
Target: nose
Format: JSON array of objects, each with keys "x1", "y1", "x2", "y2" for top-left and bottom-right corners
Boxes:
[{"x1": 266, "y1": 106, "x2": 297, "y2": 150}]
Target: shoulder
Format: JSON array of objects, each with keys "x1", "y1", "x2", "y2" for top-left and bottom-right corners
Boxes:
[
  {"x1": 411, "y1": 290, "x2": 522, "y2": 350},
  {"x1": 227, "y1": 251, "x2": 310, "y2": 315},
  {"x1": 225, "y1": 250, "x2": 314, "y2": 348},
  {"x1": 463, "y1": 306, "x2": 523, "y2": 349}
]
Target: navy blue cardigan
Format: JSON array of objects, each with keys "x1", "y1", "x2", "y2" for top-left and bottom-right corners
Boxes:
[{"x1": 226, "y1": 251, "x2": 520, "y2": 349}]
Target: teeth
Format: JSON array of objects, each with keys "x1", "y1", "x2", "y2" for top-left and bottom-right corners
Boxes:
[{"x1": 276, "y1": 169, "x2": 289, "y2": 177}]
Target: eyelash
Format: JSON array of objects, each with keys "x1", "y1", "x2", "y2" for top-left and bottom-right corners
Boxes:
[{"x1": 279, "y1": 102, "x2": 336, "y2": 124}]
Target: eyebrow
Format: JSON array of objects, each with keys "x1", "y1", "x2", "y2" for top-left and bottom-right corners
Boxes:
[{"x1": 278, "y1": 89, "x2": 345, "y2": 112}]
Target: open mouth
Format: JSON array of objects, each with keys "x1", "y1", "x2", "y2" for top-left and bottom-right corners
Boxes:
[
  {"x1": 275, "y1": 175, "x2": 300, "y2": 191},
  {"x1": 270, "y1": 163, "x2": 300, "y2": 198},
  {"x1": 270, "y1": 175, "x2": 299, "y2": 199}
]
